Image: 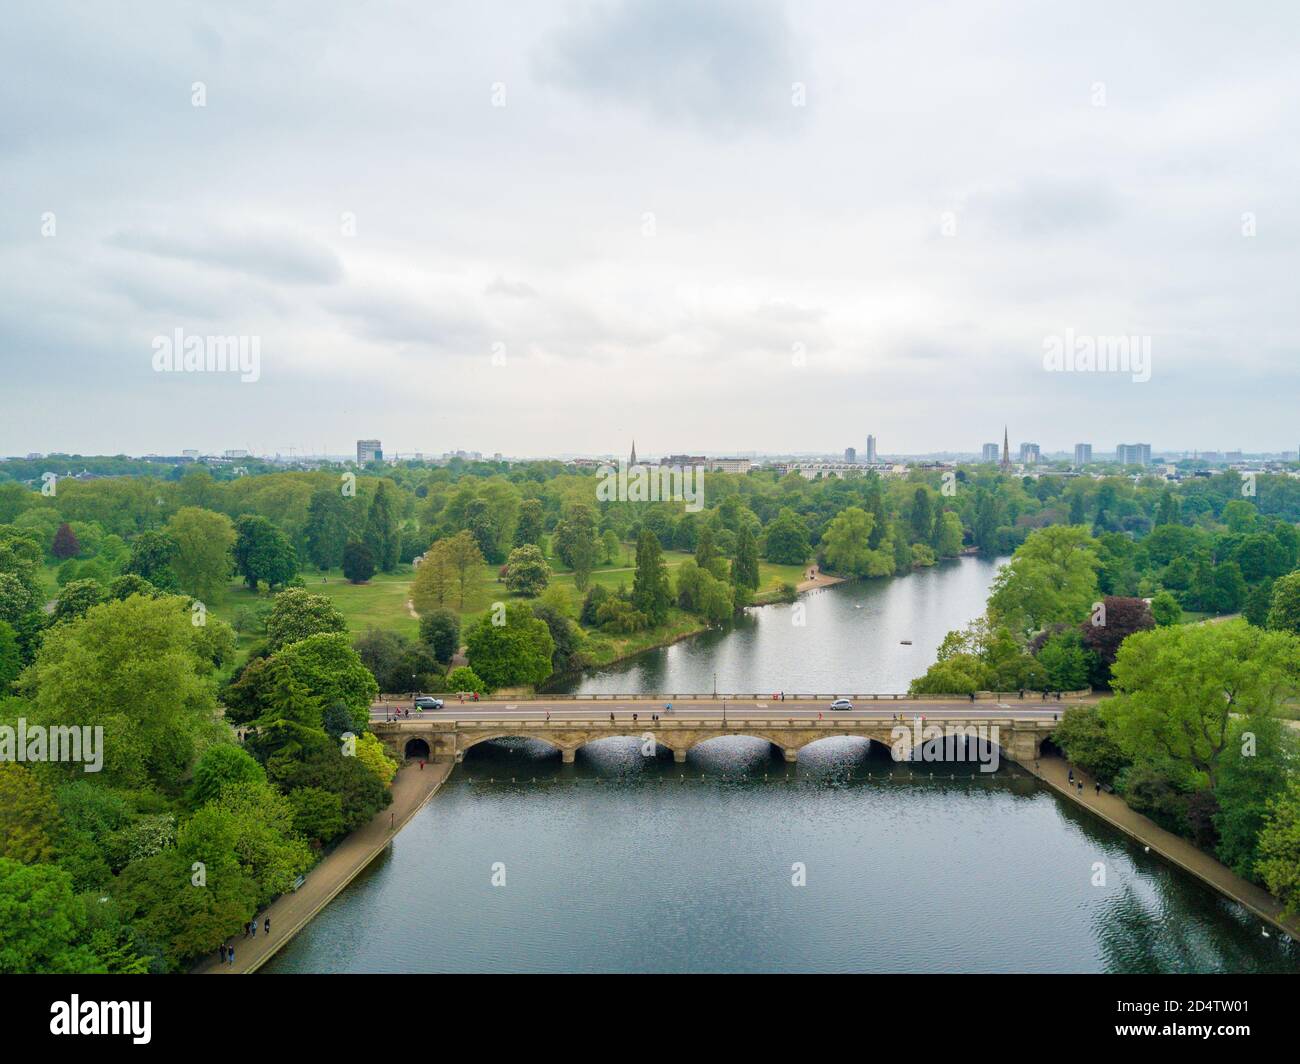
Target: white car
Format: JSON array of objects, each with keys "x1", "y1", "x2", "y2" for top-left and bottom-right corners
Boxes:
[{"x1": 829, "y1": 698, "x2": 853, "y2": 711}]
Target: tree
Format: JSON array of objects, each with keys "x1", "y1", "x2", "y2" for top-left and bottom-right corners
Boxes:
[
  {"x1": 972, "y1": 489, "x2": 999, "y2": 555},
  {"x1": 820, "y1": 507, "x2": 892, "y2": 577},
  {"x1": 1051, "y1": 707, "x2": 1128, "y2": 785},
  {"x1": 233, "y1": 514, "x2": 297, "y2": 591},
  {"x1": 988, "y1": 525, "x2": 1101, "y2": 637},
  {"x1": 514, "y1": 498, "x2": 545, "y2": 547},
  {"x1": 0, "y1": 859, "x2": 105, "y2": 973},
  {"x1": 364, "y1": 481, "x2": 401, "y2": 572},
  {"x1": 694, "y1": 525, "x2": 719, "y2": 569},
  {"x1": 341, "y1": 539, "x2": 375, "y2": 583},
  {"x1": 189, "y1": 744, "x2": 267, "y2": 807},
  {"x1": 465, "y1": 603, "x2": 555, "y2": 689},
  {"x1": 1103, "y1": 620, "x2": 1300, "y2": 787},
  {"x1": 553, "y1": 504, "x2": 598, "y2": 569},
  {"x1": 1267, "y1": 572, "x2": 1300, "y2": 634},
  {"x1": 935, "y1": 511, "x2": 964, "y2": 557},
  {"x1": 411, "y1": 539, "x2": 454, "y2": 610},
  {"x1": 731, "y1": 522, "x2": 760, "y2": 594},
  {"x1": 0, "y1": 572, "x2": 39, "y2": 627},
  {"x1": 0, "y1": 619, "x2": 19, "y2": 689},
  {"x1": 353, "y1": 731, "x2": 397, "y2": 786},
  {"x1": 0, "y1": 764, "x2": 60, "y2": 863},
  {"x1": 443, "y1": 531, "x2": 485, "y2": 609},
  {"x1": 419, "y1": 608, "x2": 460, "y2": 664},
  {"x1": 273, "y1": 632, "x2": 379, "y2": 728},
  {"x1": 1213, "y1": 716, "x2": 1296, "y2": 880},
  {"x1": 763, "y1": 509, "x2": 809, "y2": 565},
  {"x1": 1036, "y1": 629, "x2": 1091, "y2": 691},
  {"x1": 166, "y1": 507, "x2": 236, "y2": 601},
  {"x1": 265, "y1": 587, "x2": 347, "y2": 652},
  {"x1": 304, "y1": 486, "x2": 351, "y2": 570},
  {"x1": 601, "y1": 529, "x2": 622, "y2": 565},
  {"x1": 632, "y1": 529, "x2": 671, "y2": 626},
  {"x1": 446, "y1": 665, "x2": 486, "y2": 695},
  {"x1": 287, "y1": 786, "x2": 346, "y2": 845},
  {"x1": 51, "y1": 522, "x2": 80, "y2": 561},
  {"x1": 1257, "y1": 779, "x2": 1300, "y2": 914},
  {"x1": 910, "y1": 487, "x2": 933, "y2": 543},
  {"x1": 1079, "y1": 595, "x2": 1155, "y2": 686},
  {"x1": 52, "y1": 579, "x2": 104, "y2": 625},
  {"x1": 505, "y1": 544, "x2": 551, "y2": 597},
  {"x1": 122, "y1": 530, "x2": 178, "y2": 590},
  {"x1": 18, "y1": 595, "x2": 222, "y2": 791},
  {"x1": 1150, "y1": 590, "x2": 1182, "y2": 627}
]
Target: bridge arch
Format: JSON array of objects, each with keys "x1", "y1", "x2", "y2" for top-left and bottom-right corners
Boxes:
[
  {"x1": 458, "y1": 733, "x2": 565, "y2": 762},
  {"x1": 686, "y1": 732, "x2": 795, "y2": 763},
  {"x1": 403, "y1": 737, "x2": 431, "y2": 760}
]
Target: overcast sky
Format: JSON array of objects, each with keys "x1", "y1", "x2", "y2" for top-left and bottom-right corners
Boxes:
[{"x1": 3, "y1": 0, "x2": 1298, "y2": 458}]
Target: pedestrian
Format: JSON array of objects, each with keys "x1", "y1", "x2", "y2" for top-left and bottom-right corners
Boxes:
[
  {"x1": 219, "y1": 944, "x2": 227, "y2": 963},
  {"x1": 473, "y1": 692, "x2": 479, "y2": 702},
  {"x1": 610, "y1": 712, "x2": 615, "y2": 722},
  {"x1": 545, "y1": 710, "x2": 550, "y2": 721},
  {"x1": 250, "y1": 919, "x2": 257, "y2": 938},
  {"x1": 227, "y1": 946, "x2": 235, "y2": 966},
  {"x1": 968, "y1": 691, "x2": 975, "y2": 703},
  {"x1": 419, "y1": 759, "x2": 425, "y2": 771},
  {"x1": 632, "y1": 713, "x2": 638, "y2": 722},
  {"x1": 1077, "y1": 781, "x2": 1083, "y2": 793},
  {"x1": 1068, "y1": 768, "x2": 1074, "y2": 784},
  {"x1": 264, "y1": 917, "x2": 271, "y2": 936},
  {"x1": 243, "y1": 921, "x2": 249, "y2": 938},
  {"x1": 1095, "y1": 781, "x2": 1101, "y2": 796}
]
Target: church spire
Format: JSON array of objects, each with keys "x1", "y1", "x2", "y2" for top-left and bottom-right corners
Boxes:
[
  {"x1": 1001, "y1": 426, "x2": 1010, "y2": 472},
  {"x1": 629, "y1": 440, "x2": 637, "y2": 467}
]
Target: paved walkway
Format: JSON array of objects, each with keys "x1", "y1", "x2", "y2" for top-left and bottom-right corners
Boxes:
[
  {"x1": 1029, "y1": 756, "x2": 1299, "y2": 938},
  {"x1": 195, "y1": 760, "x2": 451, "y2": 974},
  {"x1": 796, "y1": 571, "x2": 845, "y2": 592}
]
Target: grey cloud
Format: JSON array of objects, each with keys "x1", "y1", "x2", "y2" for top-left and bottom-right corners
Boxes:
[
  {"x1": 106, "y1": 225, "x2": 344, "y2": 285},
  {"x1": 537, "y1": 0, "x2": 799, "y2": 132},
  {"x1": 485, "y1": 276, "x2": 540, "y2": 298}
]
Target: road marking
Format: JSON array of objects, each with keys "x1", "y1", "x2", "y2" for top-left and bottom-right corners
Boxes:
[
  {"x1": 756, "y1": 703, "x2": 767, "y2": 708},
  {"x1": 506, "y1": 704, "x2": 518, "y2": 710}
]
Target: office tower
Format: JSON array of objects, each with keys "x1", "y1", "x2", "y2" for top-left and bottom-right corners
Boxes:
[
  {"x1": 357, "y1": 439, "x2": 383, "y2": 464},
  {"x1": 1074, "y1": 443, "x2": 1092, "y2": 466},
  {"x1": 1116, "y1": 443, "x2": 1151, "y2": 466}
]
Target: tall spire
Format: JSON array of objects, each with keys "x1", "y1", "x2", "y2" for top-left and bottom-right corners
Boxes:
[
  {"x1": 629, "y1": 440, "x2": 637, "y2": 467},
  {"x1": 1001, "y1": 426, "x2": 1010, "y2": 472}
]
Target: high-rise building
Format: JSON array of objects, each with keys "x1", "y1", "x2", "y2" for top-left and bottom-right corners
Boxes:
[
  {"x1": 1116, "y1": 443, "x2": 1151, "y2": 466},
  {"x1": 1074, "y1": 443, "x2": 1092, "y2": 466},
  {"x1": 982, "y1": 443, "x2": 999, "y2": 463},
  {"x1": 844, "y1": 447, "x2": 857, "y2": 463},
  {"x1": 357, "y1": 439, "x2": 383, "y2": 464},
  {"x1": 866, "y1": 435, "x2": 877, "y2": 463},
  {"x1": 1019, "y1": 442, "x2": 1040, "y2": 464}
]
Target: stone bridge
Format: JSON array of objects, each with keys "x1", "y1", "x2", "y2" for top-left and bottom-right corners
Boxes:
[{"x1": 371, "y1": 716, "x2": 1058, "y2": 768}]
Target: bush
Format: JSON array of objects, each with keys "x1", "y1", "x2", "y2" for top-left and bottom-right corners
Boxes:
[{"x1": 446, "y1": 666, "x2": 487, "y2": 695}]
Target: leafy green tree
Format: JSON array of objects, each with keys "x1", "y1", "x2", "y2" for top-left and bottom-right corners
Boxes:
[
  {"x1": 419, "y1": 608, "x2": 460, "y2": 664},
  {"x1": 443, "y1": 531, "x2": 485, "y2": 609},
  {"x1": 19, "y1": 595, "x2": 222, "y2": 791},
  {"x1": 514, "y1": 498, "x2": 545, "y2": 547},
  {"x1": 820, "y1": 507, "x2": 892, "y2": 577},
  {"x1": 342, "y1": 539, "x2": 375, "y2": 583},
  {"x1": 731, "y1": 522, "x2": 760, "y2": 594},
  {"x1": 1036, "y1": 630, "x2": 1091, "y2": 691},
  {"x1": 353, "y1": 731, "x2": 397, "y2": 786},
  {"x1": 505, "y1": 544, "x2": 551, "y2": 597},
  {"x1": 305, "y1": 486, "x2": 351, "y2": 570},
  {"x1": 233, "y1": 514, "x2": 297, "y2": 591},
  {"x1": 632, "y1": 529, "x2": 672, "y2": 626},
  {"x1": 189, "y1": 744, "x2": 267, "y2": 807},
  {"x1": 1257, "y1": 779, "x2": 1300, "y2": 914},
  {"x1": 288, "y1": 786, "x2": 346, "y2": 844},
  {"x1": 106, "y1": 573, "x2": 156, "y2": 601},
  {"x1": 265, "y1": 587, "x2": 347, "y2": 652},
  {"x1": 0, "y1": 620, "x2": 19, "y2": 689},
  {"x1": 1150, "y1": 590, "x2": 1182, "y2": 627},
  {"x1": 465, "y1": 603, "x2": 555, "y2": 689},
  {"x1": 1267, "y1": 572, "x2": 1300, "y2": 634},
  {"x1": 694, "y1": 524, "x2": 719, "y2": 568},
  {"x1": 0, "y1": 571, "x2": 40, "y2": 626},
  {"x1": 601, "y1": 529, "x2": 622, "y2": 565},
  {"x1": 122, "y1": 530, "x2": 178, "y2": 591},
  {"x1": 972, "y1": 489, "x2": 999, "y2": 555},
  {"x1": 0, "y1": 763, "x2": 60, "y2": 863},
  {"x1": 1104, "y1": 620, "x2": 1300, "y2": 787},
  {"x1": 910, "y1": 487, "x2": 933, "y2": 543},
  {"x1": 935, "y1": 510, "x2": 964, "y2": 557},
  {"x1": 1213, "y1": 716, "x2": 1296, "y2": 880},
  {"x1": 0, "y1": 858, "x2": 105, "y2": 973},
  {"x1": 273, "y1": 632, "x2": 378, "y2": 728},
  {"x1": 166, "y1": 506, "x2": 236, "y2": 601},
  {"x1": 447, "y1": 665, "x2": 486, "y2": 694},
  {"x1": 763, "y1": 509, "x2": 810, "y2": 565},
  {"x1": 364, "y1": 481, "x2": 401, "y2": 572},
  {"x1": 1051, "y1": 706, "x2": 1128, "y2": 784},
  {"x1": 988, "y1": 525, "x2": 1101, "y2": 636},
  {"x1": 52, "y1": 579, "x2": 105, "y2": 625}
]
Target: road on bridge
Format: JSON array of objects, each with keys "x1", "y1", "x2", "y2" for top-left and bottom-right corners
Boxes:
[{"x1": 369, "y1": 698, "x2": 1076, "y2": 723}]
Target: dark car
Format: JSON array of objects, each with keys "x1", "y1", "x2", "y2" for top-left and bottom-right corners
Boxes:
[{"x1": 414, "y1": 696, "x2": 444, "y2": 710}]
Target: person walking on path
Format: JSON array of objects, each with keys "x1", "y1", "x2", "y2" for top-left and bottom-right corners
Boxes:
[
  {"x1": 227, "y1": 946, "x2": 235, "y2": 967},
  {"x1": 1095, "y1": 781, "x2": 1101, "y2": 795},
  {"x1": 419, "y1": 759, "x2": 425, "y2": 771},
  {"x1": 1068, "y1": 767, "x2": 1074, "y2": 784},
  {"x1": 219, "y1": 944, "x2": 227, "y2": 964},
  {"x1": 250, "y1": 919, "x2": 257, "y2": 938},
  {"x1": 264, "y1": 917, "x2": 270, "y2": 936}
]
